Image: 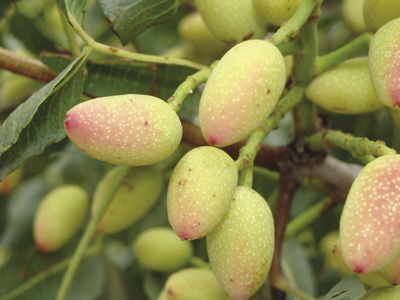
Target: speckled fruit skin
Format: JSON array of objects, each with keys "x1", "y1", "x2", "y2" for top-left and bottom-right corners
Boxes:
[
  {"x1": 363, "y1": 286, "x2": 400, "y2": 300},
  {"x1": 178, "y1": 12, "x2": 230, "y2": 61},
  {"x1": 33, "y1": 185, "x2": 89, "y2": 252},
  {"x1": 368, "y1": 18, "x2": 400, "y2": 110},
  {"x1": 340, "y1": 155, "x2": 400, "y2": 274},
  {"x1": 378, "y1": 254, "x2": 400, "y2": 285},
  {"x1": 167, "y1": 147, "x2": 238, "y2": 241},
  {"x1": 164, "y1": 268, "x2": 229, "y2": 300},
  {"x1": 252, "y1": 0, "x2": 302, "y2": 26},
  {"x1": 92, "y1": 166, "x2": 163, "y2": 234},
  {"x1": 331, "y1": 238, "x2": 389, "y2": 288},
  {"x1": 306, "y1": 57, "x2": 384, "y2": 114},
  {"x1": 363, "y1": 0, "x2": 400, "y2": 33},
  {"x1": 207, "y1": 186, "x2": 274, "y2": 300},
  {"x1": 342, "y1": 0, "x2": 366, "y2": 34},
  {"x1": 193, "y1": 0, "x2": 267, "y2": 44},
  {"x1": 64, "y1": 94, "x2": 182, "y2": 166},
  {"x1": 133, "y1": 227, "x2": 193, "y2": 273},
  {"x1": 199, "y1": 40, "x2": 286, "y2": 147}
]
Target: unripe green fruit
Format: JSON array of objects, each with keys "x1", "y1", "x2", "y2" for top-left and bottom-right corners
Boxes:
[
  {"x1": 64, "y1": 94, "x2": 182, "y2": 166},
  {"x1": 164, "y1": 268, "x2": 228, "y2": 300},
  {"x1": 178, "y1": 12, "x2": 230, "y2": 60},
  {"x1": 378, "y1": 255, "x2": 400, "y2": 286},
  {"x1": 33, "y1": 185, "x2": 89, "y2": 252},
  {"x1": 363, "y1": 0, "x2": 400, "y2": 33},
  {"x1": 133, "y1": 227, "x2": 193, "y2": 273},
  {"x1": 342, "y1": 0, "x2": 366, "y2": 34},
  {"x1": 92, "y1": 166, "x2": 163, "y2": 234},
  {"x1": 193, "y1": 0, "x2": 267, "y2": 44},
  {"x1": 363, "y1": 286, "x2": 400, "y2": 300},
  {"x1": 340, "y1": 155, "x2": 400, "y2": 274},
  {"x1": 306, "y1": 57, "x2": 384, "y2": 114},
  {"x1": 207, "y1": 186, "x2": 274, "y2": 300},
  {"x1": 332, "y1": 239, "x2": 389, "y2": 288},
  {"x1": 199, "y1": 40, "x2": 286, "y2": 147},
  {"x1": 167, "y1": 146, "x2": 238, "y2": 241},
  {"x1": 368, "y1": 18, "x2": 400, "y2": 110},
  {"x1": 252, "y1": 0, "x2": 302, "y2": 26}
]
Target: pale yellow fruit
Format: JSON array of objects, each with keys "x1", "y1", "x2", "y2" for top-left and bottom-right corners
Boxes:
[
  {"x1": 342, "y1": 0, "x2": 366, "y2": 34},
  {"x1": 133, "y1": 227, "x2": 193, "y2": 273},
  {"x1": 33, "y1": 185, "x2": 89, "y2": 252},
  {"x1": 164, "y1": 268, "x2": 228, "y2": 300},
  {"x1": 193, "y1": 0, "x2": 268, "y2": 44},
  {"x1": 252, "y1": 0, "x2": 302, "y2": 26},
  {"x1": 306, "y1": 57, "x2": 384, "y2": 114},
  {"x1": 92, "y1": 166, "x2": 163, "y2": 234}
]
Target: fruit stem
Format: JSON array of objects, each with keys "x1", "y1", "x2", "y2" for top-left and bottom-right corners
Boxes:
[
  {"x1": 235, "y1": 86, "x2": 305, "y2": 171},
  {"x1": 267, "y1": 0, "x2": 322, "y2": 47},
  {"x1": 67, "y1": 12, "x2": 206, "y2": 70},
  {"x1": 306, "y1": 129, "x2": 397, "y2": 164},
  {"x1": 55, "y1": 166, "x2": 129, "y2": 300},
  {"x1": 314, "y1": 32, "x2": 373, "y2": 75},
  {"x1": 238, "y1": 161, "x2": 253, "y2": 188},
  {"x1": 273, "y1": 276, "x2": 316, "y2": 300},
  {"x1": 284, "y1": 197, "x2": 337, "y2": 240},
  {"x1": 0, "y1": 47, "x2": 57, "y2": 82},
  {"x1": 58, "y1": 6, "x2": 80, "y2": 57},
  {"x1": 168, "y1": 61, "x2": 218, "y2": 112}
]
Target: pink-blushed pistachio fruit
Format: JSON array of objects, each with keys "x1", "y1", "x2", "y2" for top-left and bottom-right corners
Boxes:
[
  {"x1": 363, "y1": 0, "x2": 400, "y2": 33},
  {"x1": 207, "y1": 186, "x2": 274, "y2": 300},
  {"x1": 133, "y1": 227, "x2": 193, "y2": 274},
  {"x1": 378, "y1": 255, "x2": 400, "y2": 286},
  {"x1": 331, "y1": 237, "x2": 390, "y2": 288},
  {"x1": 164, "y1": 268, "x2": 229, "y2": 300},
  {"x1": 92, "y1": 166, "x2": 163, "y2": 234},
  {"x1": 305, "y1": 57, "x2": 384, "y2": 114},
  {"x1": 64, "y1": 94, "x2": 182, "y2": 166},
  {"x1": 33, "y1": 185, "x2": 89, "y2": 252},
  {"x1": 167, "y1": 146, "x2": 238, "y2": 241},
  {"x1": 368, "y1": 18, "x2": 400, "y2": 110},
  {"x1": 252, "y1": 0, "x2": 302, "y2": 26},
  {"x1": 342, "y1": 0, "x2": 366, "y2": 34},
  {"x1": 199, "y1": 40, "x2": 286, "y2": 147},
  {"x1": 193, "y1": 0, "x2": 267, "y2": 45},
  {"x1": 340, "y1": 155, "x2": 400, "y2": 274}
]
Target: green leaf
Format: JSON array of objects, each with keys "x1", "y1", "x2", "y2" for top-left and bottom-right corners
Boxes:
[
  {"x1": 96, "y1": 0, "x2": 180, "y2": 45},
  {"x1": 0, "y1": 254, "x2": 106, "y2": 300},
  {"x1": 0, "y1": 49, "x2": 90, "y2": 181},
  {"x1": 282, "y1": 238, "x2": 316, "y2": 299},
  {"x1": 56, "y1": 0, "x2": 90, "y2": 26},
  {"x1": 322, "y1": 274, "x2": 366, "y2": 300}
]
